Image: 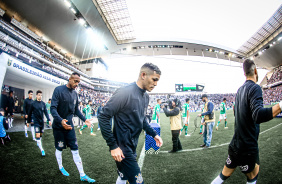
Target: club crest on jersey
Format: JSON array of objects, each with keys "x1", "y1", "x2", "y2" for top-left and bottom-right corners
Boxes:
[
  {"x1": 58, "y1": 141, "x2": 64, "y2": 148},
  {"x1": 118, "y1": 170, "x2": 124, "y2": 178},
  {"x1": 7, "y1": 59, "x2": 12, "y2": 66},
  {"x1": 135, "y1": 173, "x2": 143, "y2": 184},
  {"x1": 226, "y1": 155, "x2": 231, "y2": 165},
  {"x1": 239, "y1": 165, "x2": 248, "y2": 172}
]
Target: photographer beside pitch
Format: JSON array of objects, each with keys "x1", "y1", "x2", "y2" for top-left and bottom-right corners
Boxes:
[
  {"x1": 211, "y1": 59, "x2": 282, "y2": 184},
  {"x1": 161, "y1": 99, "x2": 183, "y2": 153}
]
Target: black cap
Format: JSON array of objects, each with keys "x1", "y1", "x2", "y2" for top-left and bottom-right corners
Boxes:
[{"x1": 201, "y1": 94, "x2": 208, "y2": 99}]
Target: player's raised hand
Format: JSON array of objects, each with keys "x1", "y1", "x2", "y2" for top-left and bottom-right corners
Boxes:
[
  {"x1": 111, "y1": 147, "x2": 125, "y2": 162},
  {"x1": 85, "y1": 119, "x2": 93, "y2": 127},
  {"x1": 61, "y1": 119, "x2": 72, "y2": 130},
  {"x1": 154, "y1": 135, "x2": 163, "y2": 147}
]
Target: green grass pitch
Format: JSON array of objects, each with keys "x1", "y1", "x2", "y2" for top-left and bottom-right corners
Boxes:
[{"x1": 0, "y1": 109, "x2": 281, "y2": 183}]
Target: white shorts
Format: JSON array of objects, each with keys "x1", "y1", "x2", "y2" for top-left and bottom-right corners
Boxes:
[
  {"x1": 182, "y1": 116, "x2": 190, "y2": 125},
  {"x1": 219, "y1": 114, "x2": 227, "y2": 120}
]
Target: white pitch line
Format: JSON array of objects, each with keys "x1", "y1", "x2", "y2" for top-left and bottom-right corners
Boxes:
[
  {"x1": 138, "y1": 143, "x2": 146, "y2": 171},
  {"x1": 159, "y1": 123, "x2": 282, "y2": 154}
]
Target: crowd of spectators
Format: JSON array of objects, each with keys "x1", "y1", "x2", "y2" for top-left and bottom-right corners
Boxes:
[
  {"x1": 263, "y1": 85, "x2": 282, "y2": 105},
  {"x1": 267, "y1": 65, "x2": 282, "y2": 85},
  {"x1": 77, "y1": 86, "x2": 111, "y2": 110},
  {"x1": 149, "y1": 93, "x2": 236, "y2": 112},
  {"x1": 0, "y1": 17, "x2": 125, "y2": 92},
  {"x1": 0, "y1": 18, "x2": 81, "y2": 72}
]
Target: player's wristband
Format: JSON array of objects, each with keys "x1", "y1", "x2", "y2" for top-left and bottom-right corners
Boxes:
[{"x1": 279, "y1": 101, "x2": 282, "y2": 110}]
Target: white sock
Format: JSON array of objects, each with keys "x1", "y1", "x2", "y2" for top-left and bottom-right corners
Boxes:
[
  {"x1": 55, "y1": 149, "x2": 63, "y2": 169},
  {"x1": 8, "y1": 118, "x2": 11, "y2": 128},
  {"x1": 31, "y1": 126, "x2": 35, "y2": 139},
  {"x1": 116, "y1": 176, "x2": 127, "y2": 184},
  {"x1": 211, "y1": 175, "x2": 224, "y2": 184},
  {"x1": 71, "y1": 150, "x2": 85, "y2": 177},
  {"x1": 247, "y1": 181, "x2": 257, "y2": 184},
  {"x1": 25, "y1": 125, "x2": 28, "y2": 134},
  {"x1": 36, "y1": 138, "x2": 43, "y2": 152},
  {"x1": 10, "y1": 118, "x2": 13, "y2": 127}
]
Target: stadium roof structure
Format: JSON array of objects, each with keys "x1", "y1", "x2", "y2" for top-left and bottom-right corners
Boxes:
[{"x1": 1, "y1": 0, "x2": 282, "y2": 70}]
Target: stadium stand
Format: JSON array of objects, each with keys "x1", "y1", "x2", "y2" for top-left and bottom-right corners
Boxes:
[
  {"x1": 267, "y1": 65, "x2": 282, "y2": 85},
  {"x1": 0, "y1": 17, "x2": 126, "y2": 93}
]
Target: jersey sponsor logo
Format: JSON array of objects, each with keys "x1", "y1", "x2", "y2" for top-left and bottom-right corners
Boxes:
[
  {"x1": 7, "y1": 58, "x2": 12, "y2": 66},
  {"x1": 239, "y1": 165, "x2": 249, "y2": 172},
  {"x1": 135, "y1": 173, "x2": 143, "y2": 184},
  {"x1": 58, "y1": 141, "x2": 64, "y2": 148},
  {"x1": 226, "y1": 155, "x2": 231, "y2": 165}
]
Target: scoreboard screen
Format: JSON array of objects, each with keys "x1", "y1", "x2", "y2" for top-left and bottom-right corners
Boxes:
[{"x1": 175, "y1": 83, "x2": 204, "y2": 92}]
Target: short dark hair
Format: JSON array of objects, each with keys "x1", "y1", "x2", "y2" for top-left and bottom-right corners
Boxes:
[
  {"x1": 28, "y1": 90, "x2": 33, "y2": 94},
  {"x1": 49, "y1": 98, "x2": 52, "y2": 101},
  {"x1": 141, "y1": 63, "x2": 161, "y2": 75},
  {"x1": 201, "y1": 94, "x2": 208, "y2": 99},
  {"x1": 243, "y1": 59, "x2": 256, "y2": 77},
  {"x1": 186, "y1": 98, "x2": 190, "y2": 102},
  {"x1": 36, "y1": 90, "x2": 42, "y2": 95},
  {"x1": 9, "y1": 91, "x2": 13, "y2": 95},
  {"x1": 0, "y1": 108, "x2": 4, "y2": 112},
  {"x1": 71, "y1": 72, "x2": 80, "y2": 77},
  {"x1": 223, "y1": 98, "x2": 226, "y2": 101}
]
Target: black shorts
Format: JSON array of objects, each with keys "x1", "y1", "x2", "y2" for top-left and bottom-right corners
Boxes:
[
  {"x1": 25, "y1": 118, "x2": 34, "y2": 125},
  {"x1": 225, "y1": 146, "x2": 260, "y2": 174},
  {"x1": 34, "y1": 125, "x2": 44, "y2": 134},
  {"x1": 116, "y1": 153, "x2": 143, "y2": 184},
  {"x1": 53, "y1": 128, "x2": 78, "y2": 150},
  {"x1": 5, "y1": 111, "x2": 13, "y2": 116}
]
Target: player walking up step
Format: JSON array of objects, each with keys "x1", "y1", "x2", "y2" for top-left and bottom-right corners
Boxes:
[
  {"x1": 51, "y1": 72, "x2": 95, "y2": 183},
  {"x1": 23, "y1": 90, "x2": 34, "y2": 138},
  {"x1": 27, "y1": 90, "x2": 51, "y2": 156}
]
